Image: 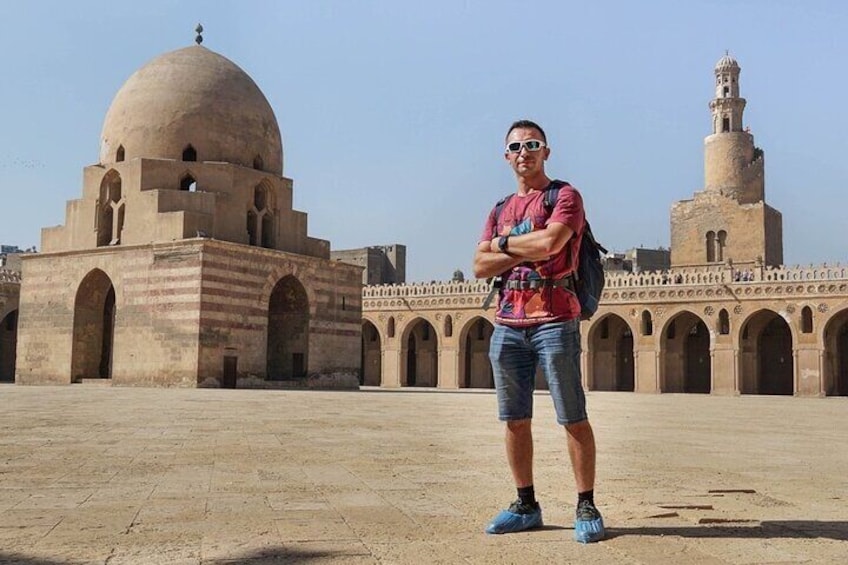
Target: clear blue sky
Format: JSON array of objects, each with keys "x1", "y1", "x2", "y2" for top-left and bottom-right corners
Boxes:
[{"x1": 2, "y1": 1, "x2": 847, "y2": 282}]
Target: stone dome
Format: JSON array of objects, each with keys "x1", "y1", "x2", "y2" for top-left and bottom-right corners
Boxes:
[
  {"x1": 715, "y1": 53, "x2": 740, "y2": 71},
  {"x1": 100, "y1": 45, "x2": 283, "y2": 175}
]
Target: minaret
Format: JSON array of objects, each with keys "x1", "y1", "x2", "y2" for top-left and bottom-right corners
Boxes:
[
  {"x1": 703, "y1": 53, "x2": 763, "y2": 204},
  {"x1": 670, "y1": 53, "x2": 782, "y2": 268}
]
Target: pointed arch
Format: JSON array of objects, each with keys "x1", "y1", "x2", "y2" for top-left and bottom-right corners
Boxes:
[
  {"x1": 267, "y1": 275, "x2": 309, "y2": 380},
  {"x1": 823, "y1": 308, "x2": 848, "y2": 396},
  {"x1": 718, "y1": 309, "x2": 730, "y2": 335},
  {"x1": 248, "y1": 181, "x2": 276, "y2": 248},
  {"x1": 180, "y1": 172, "x2": 197, "y2": 192},
  {"x1": 801, "y1": 306, "x2": 813, "y2": 334},
  {"x1": 716, "y1": 230, "x2": 727, "y2": 262},
  {"x1": 457, "y1": 316, "x2": 494, "y2": 389},
  {"x1": 361, "y1": 320, "x2": 382, "y2": 386},
  {"x1": 0, "y1": 309, "x2": 18, "y2": 381},
  {"x1": 400, "y1": 317, "x2": 438, "y2": 387},
  {"x1": 182, "y1": 144, "x2": 197, "y2": 162},
  {"x1": 738, "y1": 310, "x2": 793, "y2": 395},
  {"x1": 659, "y1": 310, "x2": 711, "y2": 393},
  {"x1": 641, "y1": 310, "x2": 653, "y2": 336},
  {"x1": 71, "y1": 269, "x2": 116, "y2": 382},
  {"x1": 97, "y1": 170, "x2": 124, "y2": 247},
  {"x1": 706, "y1": 231, "x2": 716, "y2": 263},
  {"x1": 587, "y1": 313, "x2": 634, "y2": 391}
]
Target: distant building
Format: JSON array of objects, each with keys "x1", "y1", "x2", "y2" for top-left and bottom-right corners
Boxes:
[
  {"x1": 625, "y1": 247, "x2": 671, "y2": 273},
  {"x1": 0, "y1": 245, "x2": 32, "y2": 271},
  {"x1": 602, "y1": 253, "x2": 630, "y2": 272},
  {"x1": 602, "y1": 248, "x2": 670, "y2": 274},
  {"x1": 332, "y1": 244, "x2": 406, "y2": 285},
  {"x1": 11, "y1": 43, "x2": 362, "y2": 388}
]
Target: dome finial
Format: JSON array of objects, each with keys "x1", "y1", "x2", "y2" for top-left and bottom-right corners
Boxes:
[{"x1": 195, "y1": 23, "x2": 204, "y2": 45}]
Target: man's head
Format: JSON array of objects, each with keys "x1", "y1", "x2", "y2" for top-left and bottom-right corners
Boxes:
[{"x1": 504, "y1": 120, "x2": 550, "y2": 178}]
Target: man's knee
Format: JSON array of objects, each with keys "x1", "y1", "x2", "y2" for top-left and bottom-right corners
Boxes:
[
  {"x1": 565, "y1": 419, "x2": 592, "y2": 440},
  {"x1": 506, "y1": 419, "x2": 532, "y2": 433}
]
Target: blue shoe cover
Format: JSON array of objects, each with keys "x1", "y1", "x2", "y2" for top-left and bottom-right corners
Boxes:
[
  {"x1": 485, "y1": 507, "x2": 543, "y2": 534},
  {"x1": 574, "y1": 515, "x2": 605, "y2": 543}
]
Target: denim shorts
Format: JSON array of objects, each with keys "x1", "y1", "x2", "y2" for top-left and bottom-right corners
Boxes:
[{"x1": 488, "y1": 319, "x2": 587, "y2": 425}]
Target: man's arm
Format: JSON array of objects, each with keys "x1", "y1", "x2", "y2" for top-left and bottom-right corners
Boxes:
[
  {"x1": 473, "y1": 222, "x2": 574, "y2": 279},
  {"x1": 488, "y1": 222, "x2": 574, "y2": 262},
  {"x1": 473, "y1": 240, "x2": 524, "y2": 279}
]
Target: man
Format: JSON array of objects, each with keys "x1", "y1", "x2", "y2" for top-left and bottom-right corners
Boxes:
[{"x1": 472, "y1": 120, "x2": 604, "y2": 543}]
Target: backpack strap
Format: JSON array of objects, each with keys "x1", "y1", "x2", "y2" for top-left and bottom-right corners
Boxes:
[
  {"x1": 491, "y1": 194, "x2": 514, "y2": 236},
  {"x1": 543, "y1": 179, "x2": 569, "y2": 212}
]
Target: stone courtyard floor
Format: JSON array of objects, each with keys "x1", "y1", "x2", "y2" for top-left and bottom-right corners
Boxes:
[{"x1": 0, "y1": 385, "x2": 845, "y2": 564}]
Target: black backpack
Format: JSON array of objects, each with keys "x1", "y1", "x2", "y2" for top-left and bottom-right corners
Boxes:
[{"x1": 491, "y1": 180, "x2": 607, "y2": 321}]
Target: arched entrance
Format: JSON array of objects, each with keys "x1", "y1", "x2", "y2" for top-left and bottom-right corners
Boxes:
[
  {"x1": 588, "y1": 314, "x2": 634, "y2": 391},
  {"x1": 361, "y1": 320, "x2": 382, "y2": 386},
  {"x1": 0, "y1": 309, "x2": 18, "y2": 381},
  {"x1": 822, "y1": 309, "x2": 848, "y2": 396},
  {"x1": 460, "y1": 317, "x2": 494, "y2": 388},
  {"x1": 739, "y1": 310, "x2": 793, "y2": 395},
  {"x1": 660, "y1": 311, "x2": 711, "y2": 393},
  {"x1": 267, "y1": 275, "x2": 309, "y2": 380},
  {"x1": 401, "y1": 318, "x2": 438, "y2": 387},
  {"x1": 71, "y1": 270, "x2": 116, "y2": 381}
]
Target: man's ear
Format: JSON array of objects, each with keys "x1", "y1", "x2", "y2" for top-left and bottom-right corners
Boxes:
[{"x1": 543, "y1": 147, "x2": 550, "y2": 160}]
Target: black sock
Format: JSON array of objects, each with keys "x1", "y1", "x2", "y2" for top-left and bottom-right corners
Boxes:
[
  {"x1": 517, "y1": 486, "x2": 537, "y2": 508},
  {"x1": 578, "y1": 490, "x2": 594, "y2": 506}
]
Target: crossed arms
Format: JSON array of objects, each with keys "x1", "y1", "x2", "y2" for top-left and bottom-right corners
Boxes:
[{"x1": 472, "y1": 222, "x2": 574, "y2": 280}]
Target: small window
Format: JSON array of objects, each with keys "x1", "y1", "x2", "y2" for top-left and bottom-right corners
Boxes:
[
  {"x1": 182, "y1": 145, "x2": 197, "y2": 162},
  {"x1": 253, "y1": 155, "x2": 264, "y2": 170},
  {"x1": 718, "y1": 309, "x2": 730, "y2": 335},
  {"x1": 801, "y1": 306, "x2": 813, "y2": 334},
  {"x1": 387, "y1": 317, "x2": 396, "y2": 338},
  {"x1": 180, "y1": 174, "x2": 197, "y2": 191},
  {"x1": 722, "y1": 117, "x2": 730, "y2": 132},
  {"x1": 341, "y1": 296, "x2": 346, "y2": 311},
  {"x1": 641, "y1": 311, "x2": 653, "y2": 336},
  {"x1": 444, "y1": 315, "x2": 453, "y2": 338},
  {"x1": 116, "y1": 145, "x2": 125, "y2": 162},
  {"x1": 723, "y1": 86, "x2": 729, "y2": 97}
]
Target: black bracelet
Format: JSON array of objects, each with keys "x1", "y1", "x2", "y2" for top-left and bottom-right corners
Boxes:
[{"x1": 498, "y1": 235, "x2": 510, "y2": 253}]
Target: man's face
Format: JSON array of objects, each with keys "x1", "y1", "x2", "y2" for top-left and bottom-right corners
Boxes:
[{"x1": 504, "y1": 127, "x2": 549, "y2": 177}]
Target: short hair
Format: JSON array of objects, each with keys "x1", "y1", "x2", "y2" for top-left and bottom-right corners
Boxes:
[{"x1": 505, "y1": 120, "x2": 547, "y2": 143}]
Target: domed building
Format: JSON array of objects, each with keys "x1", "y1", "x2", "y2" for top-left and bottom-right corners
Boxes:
[{"x1": 14, "y1": 44, "x2": 363, "y2": 387}]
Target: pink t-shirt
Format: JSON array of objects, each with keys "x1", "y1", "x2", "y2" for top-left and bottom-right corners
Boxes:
[{"x1": 479, "y1": 182, "x2": 585, "y2": 326}]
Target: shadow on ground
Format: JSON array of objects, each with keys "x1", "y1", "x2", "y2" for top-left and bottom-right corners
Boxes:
[
  {"x1": 206, "y1": 547, "x2": 352, "y2": 564},
  {"x1": 0, "y1": 547, "x2": 347, "y2": 565},
  {"x1": 609, "y1": 520, "x2": 848, "y2": 542}
]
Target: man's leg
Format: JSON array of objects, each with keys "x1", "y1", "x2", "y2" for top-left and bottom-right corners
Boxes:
[
  {"x1": 534, "y1": 320, "x2": 605, "y2": 543},
  {"x1": 565, "y1": 419, "x2": 595, "y2": 492},
  {"x1": 485, "y1": 325, "x2": 543, "y2": 534},
  {"x1": 506, "y1": 419, "x2": 534, "y2": 487}
]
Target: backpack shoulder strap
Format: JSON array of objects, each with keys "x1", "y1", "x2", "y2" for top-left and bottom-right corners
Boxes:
[
  {"x1": 543, "y1": 180, "x2": 570, "y2": 212},
  {"x1": 492, "y1": 193, "x2": 514, "y2": 228}
]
